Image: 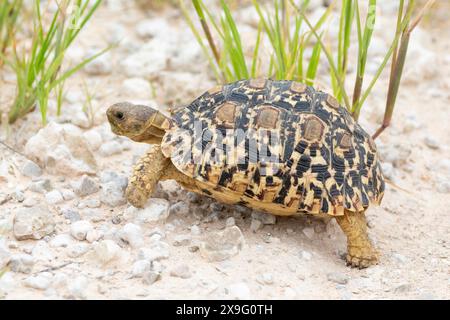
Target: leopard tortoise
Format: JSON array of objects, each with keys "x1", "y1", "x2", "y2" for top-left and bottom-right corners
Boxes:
[{"x1": 106, "y1": 79, "x2": 385, "y2": 268}]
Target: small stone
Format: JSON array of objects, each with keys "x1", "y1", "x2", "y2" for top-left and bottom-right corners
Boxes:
[
  {"x1": 22, "y1": 197, "x2": 38, "y2": 207},
  {"x1": 250, "y1": 219, "x2": 263, "y2": 232},
  {"x1": 118, "y1": 223, "x2": 144, "y2": 248},
  {"x1": 137, "y1": 242, "x2": 170, "y2": 261},
  {"x1": 73, "y1": 175, "x2": 99, "y2": 197},
  {"x1": 68, "y1": 276, "x2": 89, "y2": 299},
  {"x1": 79, "y1": 198, "x2": 101, "y2": 209},
  {"x1": 228, "y1": 282, "x2": 251, "y2": 300},
  {"x1": 49, "y1": 234, "x2": 73, "y2": 248},
  {"x1": 86, "y1": 230, "x2": 101, "y2": 243},
  {"x1": 12, "y1": 189, "x2": 25, "y2": 202},
  {"x1": 9, "y1": 254, "x2": 35, "y2": 273},
  {"x1": 129, "y1": 198, "x2": 170, "y2": 223},
  {"x1": 172, "y1": 234, "x2": 191, "y2": 247},
  {"x1": 394, "y1": 283, "x2": 412, "y2": 293},
  {"x1": 142, "y1": 271, "x2": 161, "y2": 285},
  {"x1": 13, "y1": 206, "x2": 55, "y2": 240},
  {"x1": 327, "y1": 272, "x2": 349, "y2": 285},
  {"x1": 436, "y1": 180, "x2": 450, "y2": 194},
  {"x1": 100, "y1": 171, "x2": 128, "y2": 188},
  {"x1": 170, "y1": 264, "x2": 191, "y2": 279},
  {"x1": 32, "y1": 241, "x2": 55, "y2": 262},
  {"x1": 189, "y1": 246, "x2": 199, "y2": 253},
  {"x1": 256, "y1": 273, "x2": 274, "y2": 285},
  {"x1": 131, "y1": 260, "x2": 151, "y2": 278},
  {"x1": 45, "y1": 190, "x2": 64, "y2": 205},
  {"x1": 20, "y1": 160, "x2": 42, "y2": 178},
  {"x1": 225, "y1": 217, "x2": 235, "y2": 227},
  {"x1": 99, "y1": 141, "x2": 122, "y2": 157},
  {"x1": 61, "y1": 208, "x2": 81, "y2": 222},
  {"x1": 94, "y1": 240, "x2": 121, "y2": 264},
  {"x1": 424, "y1": 136, "x2": 439, "y2": 150},
  {"x1": 169, "y1": 201, "x2": 190, "y2": 216},
  {"x1": 29, "y1": 179, "x2": 52, "y2": 194},
  {"x1": 251, "y1": 212, "x2": 276, "y2": 225},
  {"x1": 70, "y1": 220, "x2": 94, "y2": 241},
  {"x1": 83, "y1": 129, "x2": 103, "y2": 151},
  {"x1": 23, "y1": 272, "x2": 53, "y2": 290},
  {"x1": 67, "y1": 243, "x2": 90, "y2": 258},
  {"x1": 100, "y1": 181, "x2": 126, "y2": 207},
  {"x1": 200, "y1": 226, "x2": 245, "y2": 262},
  {"x1": 302, "y1": 227, "x2": 315, "y2": 240}
]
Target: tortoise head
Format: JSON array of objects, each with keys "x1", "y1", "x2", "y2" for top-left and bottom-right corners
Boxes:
[{"x1": 106, "y1": 102, "x2": 169, "y2": 144}]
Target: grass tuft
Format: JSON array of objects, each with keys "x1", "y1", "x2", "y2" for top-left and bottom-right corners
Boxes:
[
  {"x1": 183, "y1": 0, "x2": 435, "y2": 138},
  {"x1": 1, "y1": 0, "x2": 108, "y2": 125}
]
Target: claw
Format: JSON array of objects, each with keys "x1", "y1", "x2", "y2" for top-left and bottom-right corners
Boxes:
[{"x1": 345, "y1": 249, "x2": 379, "y2": 269}]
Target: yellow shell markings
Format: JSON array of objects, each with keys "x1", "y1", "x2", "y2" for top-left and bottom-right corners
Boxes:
[{"x1": 162, "y1": 79, "x2": 385, "y2": 217}]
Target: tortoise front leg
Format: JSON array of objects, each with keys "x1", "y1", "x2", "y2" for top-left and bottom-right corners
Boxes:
[
  {"x1": 126, "y1": 145, "x2": 170, "y2": 208},
  {"x1": 335, "y1": 210, "x2": 379, "y2": 269}
]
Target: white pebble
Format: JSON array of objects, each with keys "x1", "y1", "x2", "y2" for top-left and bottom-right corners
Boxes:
[
  {"x1": 118, "y1": 223, "x2": 144, "y2": 248},
  {"x1": 45, "y1": 190, "x2": 64, "y2": 205},
  {"x1": 70, "y1": 220, "x2": 94, "y2": 241},
  {"x1": 94, "y1": 240, "x2": 121, "y2": 264},
  {"x1": 23, "y1": 272, "x2": 53, "y2": 290}
]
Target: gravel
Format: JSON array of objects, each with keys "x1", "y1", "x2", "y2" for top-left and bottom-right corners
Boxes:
[
  {"x1": 70, "y1": 220, "x2": 94, "y2": 241},
  {"x1": 327, "y1": 272, "x2": 349, "y2": 285},
  {"x1": 45, "y1": 190, "x2": 64, "y2": 205},
  {"x1": 13, "y1": 206, "x2": 55, "y2": 241},
  {"x1": 170, "y1": 264, "x2": 192, "y2": 279},
  {"x1": 20, "y1": 160, "x2": 42, "y2": 178},
  {"x1": 199, "y1": 226, "x2": 245, "y2": 262},
  {"x1": 94, "y1": 240, "x2": 122, "y2": 264},
  {"x1": 118, "y1": 223, "x2": 144, "y2": 248},
  {"x1": 9, "y1": 254, "x2": 35, "y2": 274},
  {"x1": 23, "y1": 273, "x2": 53, "y2": 290},
  {"x1": 73, "y1": 175, "x2": 99, "y2": 197}
]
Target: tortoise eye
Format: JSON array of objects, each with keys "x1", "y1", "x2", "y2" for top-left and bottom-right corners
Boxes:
[{"x1": 114, "y1": 111, "x2": 124, "y2": 121}]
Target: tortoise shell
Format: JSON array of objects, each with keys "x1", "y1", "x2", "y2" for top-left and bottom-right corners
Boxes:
[{"x1": 161, "y1": 79, "x2": 385, "y2": 216}]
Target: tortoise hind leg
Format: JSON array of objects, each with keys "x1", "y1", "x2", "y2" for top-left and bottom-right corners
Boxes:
[
  {"x1": 126, "y1": 145, "x2": 170, "y2": 208},
  {"x1": 335, "y1": 210, "x2": 379, "y2": 268}
]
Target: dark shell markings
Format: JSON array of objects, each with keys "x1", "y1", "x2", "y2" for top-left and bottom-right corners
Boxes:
[{"x1": 161, "y1": 79, "x2": 385, "y2": 216}]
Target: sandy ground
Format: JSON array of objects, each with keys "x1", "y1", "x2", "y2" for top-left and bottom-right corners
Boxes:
[{"x1": 0, "y1": 1, "x2": 449, "y2": 299}]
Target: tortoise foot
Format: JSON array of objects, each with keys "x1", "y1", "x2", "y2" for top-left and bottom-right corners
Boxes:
[
  {"x1": 346, "y1": 245, "x2": 379, "y2": 269},
  {"x1": 126, "y1": 184, "x2": 147, "y2": 208}
]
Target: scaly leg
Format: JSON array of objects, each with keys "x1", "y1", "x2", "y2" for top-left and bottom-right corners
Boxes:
[
  {"x1": 335, "y1": 210, "x2": 379, "y2": 268},
  {"x1": 126, "y1": 145, "x2": 170, "y2": 208}
]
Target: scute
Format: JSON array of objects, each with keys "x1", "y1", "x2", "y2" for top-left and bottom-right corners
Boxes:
[{"x1": 161, "y1": 79, "x2": 385, "y2": 216}]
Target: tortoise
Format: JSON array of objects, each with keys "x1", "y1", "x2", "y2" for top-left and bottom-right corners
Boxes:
[{"x1": 106, "y1": 79, "x2": 385, "y2": 268}]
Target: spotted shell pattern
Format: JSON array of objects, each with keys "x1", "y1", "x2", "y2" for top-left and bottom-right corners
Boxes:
[{"x1": 161, "y1": 79, "x2": 385, "y2": 216}]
